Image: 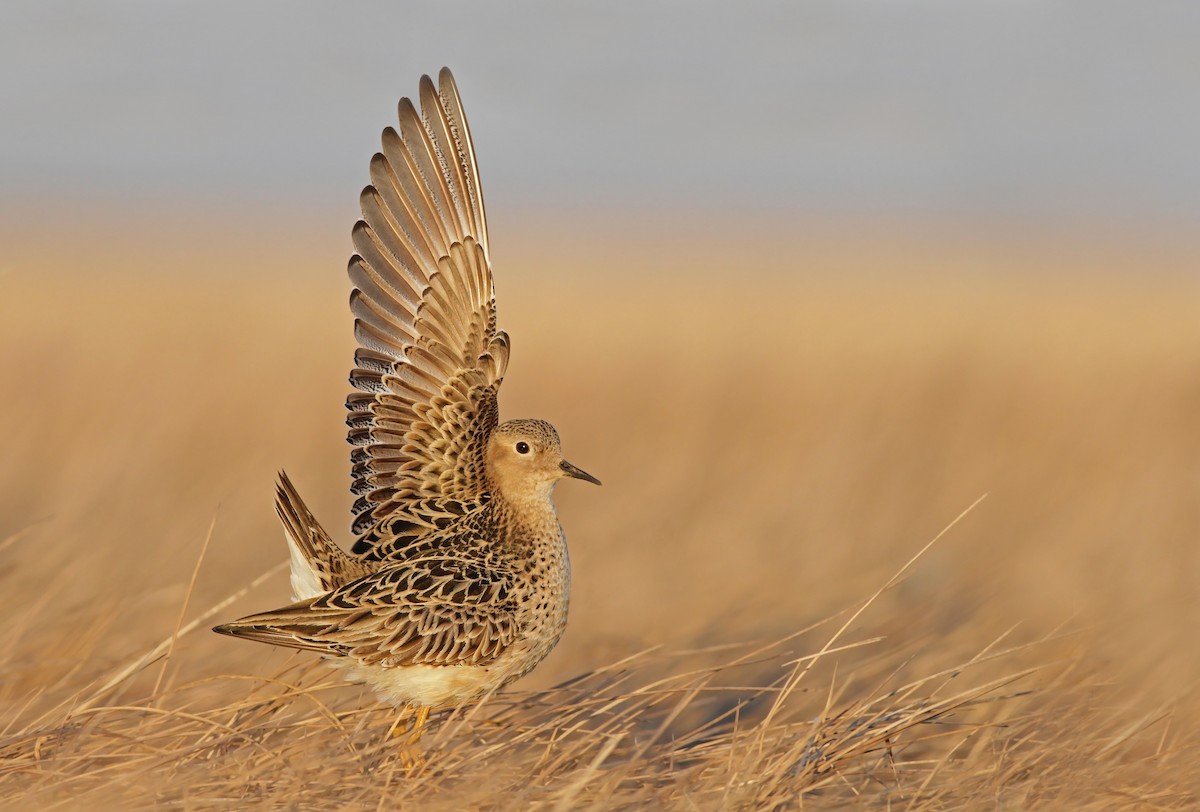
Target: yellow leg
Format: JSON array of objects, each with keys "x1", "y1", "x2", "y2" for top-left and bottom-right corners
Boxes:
[
  {"x1": 389, "y1": 704, "x2": 430, "y2": 773},
  {"x1": 405, "y1": 705, "x2": 430, "y2": 746},
  {"x1": 387, "y1": 705, "x2": 414, "y2": 739}
]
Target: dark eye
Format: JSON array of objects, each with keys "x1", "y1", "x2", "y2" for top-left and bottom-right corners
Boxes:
[{"x1": 515, "y1": 441, "x2": 530, "y2": 454}]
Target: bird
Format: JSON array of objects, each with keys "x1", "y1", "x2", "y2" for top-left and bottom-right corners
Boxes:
[{"x1": 213, "y1": 68, "x2": 600, "y2": 754}]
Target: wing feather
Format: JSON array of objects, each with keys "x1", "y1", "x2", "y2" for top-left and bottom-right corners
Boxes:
[
  {"x1": 434, "y1": 69, "x2": 489, "y2": 263},
  {"x1": 346, "y1": 70, "x2": 506, "y2": 554},
  {"x1": 214, "y1": 556, "x2": 519, "y2": 668}
]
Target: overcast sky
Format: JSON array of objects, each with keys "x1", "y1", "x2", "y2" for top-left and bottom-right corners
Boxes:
[{"x1": 2, "y1": 1, "x2": 1198, "y2": 226}]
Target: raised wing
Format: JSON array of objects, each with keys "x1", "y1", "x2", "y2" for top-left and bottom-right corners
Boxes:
[
  {"x1": 345, "y1": 69, "x2": 510, "y2": 552},
  {"x1": 213, "y1": 556, "x2": 519, "y2": 667}
]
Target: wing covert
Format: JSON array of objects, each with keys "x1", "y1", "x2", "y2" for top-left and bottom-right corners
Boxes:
[{"x1": 215, "y1": 557, "x2": 519, "y2": 667}]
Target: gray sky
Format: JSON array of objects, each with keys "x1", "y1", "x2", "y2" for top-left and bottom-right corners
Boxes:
[{"x1": 2, "y1": 1, "x2": 1199, "y2": 226}]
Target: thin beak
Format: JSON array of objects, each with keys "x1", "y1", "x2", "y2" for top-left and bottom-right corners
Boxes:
[{"x1": 560, "y1": 459, "x2": 602, "y2": 486}]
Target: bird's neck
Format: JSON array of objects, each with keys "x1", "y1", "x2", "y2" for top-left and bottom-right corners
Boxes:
[{"x1": 492, "y1": 484, "x2": 560, "y2": 537}]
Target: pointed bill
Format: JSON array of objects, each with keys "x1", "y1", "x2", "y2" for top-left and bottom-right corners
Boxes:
[{"x1": 560, "y1": 460, "x2": 601, "y2": 485}]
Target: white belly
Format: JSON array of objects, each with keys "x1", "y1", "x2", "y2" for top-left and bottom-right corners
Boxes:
[{"x1": 332, "y1": 659, "x2": 498, "y2": 707}]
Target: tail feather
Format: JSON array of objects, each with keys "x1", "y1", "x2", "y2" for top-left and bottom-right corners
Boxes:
[{"x1": 276, "y1": 470, "x2": 373, "y2": 599}]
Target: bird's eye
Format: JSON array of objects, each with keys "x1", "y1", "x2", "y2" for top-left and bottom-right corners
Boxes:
[{"x1": 515, "y1": 441, "x2": 530, "y2": 454}]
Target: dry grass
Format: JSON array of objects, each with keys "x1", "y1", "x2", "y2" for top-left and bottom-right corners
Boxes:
[{"x1": 0, "y1": 211, "x2": 1197, "y2": 808}]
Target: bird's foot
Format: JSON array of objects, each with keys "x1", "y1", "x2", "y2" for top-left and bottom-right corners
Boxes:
[{"x1": 388, "y1": 704, "x2": 430, "y2": 775}]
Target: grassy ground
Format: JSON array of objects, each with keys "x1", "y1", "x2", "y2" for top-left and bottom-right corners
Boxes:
[{"x1": 0, "y1": 212, "x2": 1197, "y2": 808}]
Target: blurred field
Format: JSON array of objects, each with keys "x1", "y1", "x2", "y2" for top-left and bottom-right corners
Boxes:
[{"x1": 0, "y1": 212, "x2": 1198, "y2": 807}]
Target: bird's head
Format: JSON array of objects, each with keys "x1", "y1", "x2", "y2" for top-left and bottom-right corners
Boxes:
[{"x1": 486, "y1": 419, "x2": 600, "y2": 503}]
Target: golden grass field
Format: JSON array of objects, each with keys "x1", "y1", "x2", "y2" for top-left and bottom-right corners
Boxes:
[{"x1": 1, "y1": 212, "x2": 1198, "y2": 808}]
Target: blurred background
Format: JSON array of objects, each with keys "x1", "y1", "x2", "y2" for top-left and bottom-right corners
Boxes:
[
  {"x1": 1, "y1": 0, "x2": 1198, "y2": 744},
  {"x1": 4, "y1": 1, "x2": 1200, "y2": 224}
]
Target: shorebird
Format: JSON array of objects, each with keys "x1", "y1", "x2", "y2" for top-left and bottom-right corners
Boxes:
[{"x1": 214, "y1": 69, "x2": 599, "y2": 753}]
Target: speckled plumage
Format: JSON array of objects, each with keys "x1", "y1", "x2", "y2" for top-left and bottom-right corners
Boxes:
[{"x1": 214, "y1": 70, "x2": 598, "y2": 715}]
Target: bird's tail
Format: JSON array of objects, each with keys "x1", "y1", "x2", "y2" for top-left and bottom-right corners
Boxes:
[{"x1": 275, "y1": 470, "x2": 371, "y2": 600}]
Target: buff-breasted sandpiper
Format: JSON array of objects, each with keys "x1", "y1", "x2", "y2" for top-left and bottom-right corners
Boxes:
[{"x1": 214, "y1": 69, "x2": 600, "y2": 752}]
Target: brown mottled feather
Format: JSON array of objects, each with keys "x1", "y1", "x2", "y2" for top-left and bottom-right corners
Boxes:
[
  {"x1": 275, "y1": 471, "x2": 374, "y2": 592},
  {"x1": 345, "y1": 69, "x2": 509, "y2": 556},
  {"x1": 215, "y1": 544, "x2": 519, "y2": 667}
]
